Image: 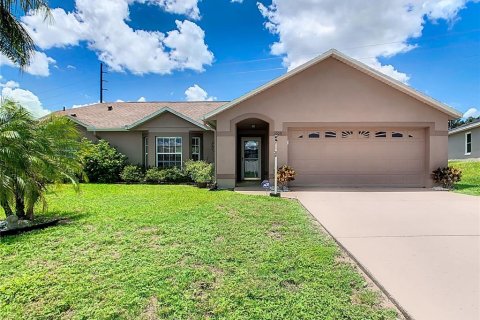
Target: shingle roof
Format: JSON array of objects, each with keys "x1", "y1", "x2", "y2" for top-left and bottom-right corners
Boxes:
[
  {"x1": 449, "y1": 118, "x2": 480, "y2": 135},
  {"x1": 55, "y1": 101, "x2": 227, "y2": 130}
]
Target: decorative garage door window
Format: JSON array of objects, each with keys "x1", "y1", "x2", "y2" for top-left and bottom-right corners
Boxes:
[
  {"x1": 392, "y1": 131, "x2": 404, "y2": 138},
  {"x1": 325, "y1": 131, "x2": 336, "y2": 138},
  {"x1": 308, "y1": 131, "x2": 320, "y2": 139},
  {"x1": 290, "y1": 129, "x2": 422, "y2": 141},
  {"x1": 156, "y1": 137, "x2": 182, "y2": 168},
  {"x1": 358, "y1": 130, "x2": 370, "y2": 138}
]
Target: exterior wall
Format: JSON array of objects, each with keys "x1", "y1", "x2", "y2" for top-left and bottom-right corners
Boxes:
[
  {"x1": 211, "y1": 57, "x2": 451, "y2": 188},
  {"x1": 96, "y1": 131, "x2": 144, "y2": 165},
  {"x1": 75, "y1": 112, "x2": 213, "y2": 168},
  {"x1": 449, "y1": 127, "x2": 480, "y2": 159}
]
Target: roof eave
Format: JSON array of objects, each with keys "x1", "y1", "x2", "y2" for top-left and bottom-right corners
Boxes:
[{"x1": 204, "y1": 49, "x2": 462, "y2": 120}]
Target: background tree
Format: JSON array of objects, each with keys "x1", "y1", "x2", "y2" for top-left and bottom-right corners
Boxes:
[
  {"x1": 0, "y1": 100, "x2": 83, "y2": 220},
  {"x1": 0, "y1": 0, "x2": 50, "y2": 68}
]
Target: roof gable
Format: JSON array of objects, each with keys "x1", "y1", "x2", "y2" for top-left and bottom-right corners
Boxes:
[
  {"x1": 56, "y1": 101, "x2": 226, "y2": 131},
  {"x1": 204, "y1": 49, "x2": 462, "y2": 120}
]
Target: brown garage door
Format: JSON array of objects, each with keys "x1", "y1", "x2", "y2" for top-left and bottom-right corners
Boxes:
[{"x1": 288, "y1": 128, "x2": 426, "y2": 187}]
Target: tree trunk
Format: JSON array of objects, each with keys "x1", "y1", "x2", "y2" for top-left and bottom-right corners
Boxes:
[
  {"x1": 27, "y1": 205, "x2": 34, "y2": 221},
  {"x1": 1, "y1": 199, "x2": 13, "y2": 217},
  {"x1": 15, "y1": 193, "x2": 26, "y2": 219}
]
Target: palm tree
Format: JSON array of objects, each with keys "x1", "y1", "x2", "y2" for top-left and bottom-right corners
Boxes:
[
  {"x1": 0, "y1": 100, "x2": 83, "y2": 220},
  {"x1": 0, "y1": 0, "x2": 50, "y2": 68}
]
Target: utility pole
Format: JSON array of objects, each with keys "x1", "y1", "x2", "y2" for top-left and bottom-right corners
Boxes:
[{"x1": 100, "y1": 63, "x2": 107, "y2": 103}]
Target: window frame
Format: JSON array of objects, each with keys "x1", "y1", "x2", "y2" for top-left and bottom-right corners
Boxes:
[
  {"x1": 156, "y1": 137, "x2": 183, "y2": 168},
  {"x1": 144, "y1": 136, "x2": 148, "y2": 168},
  {"x1": 465, "y1": 132, "x2": 472, "y2": 155},
  {"x1": 191, "y1": 136, "x2": 201, "y2": 161}
]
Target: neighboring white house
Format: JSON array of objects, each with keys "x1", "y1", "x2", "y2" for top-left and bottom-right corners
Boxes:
[{"x1": 448, "y1": 120, "x2": 480, "y2": 160}]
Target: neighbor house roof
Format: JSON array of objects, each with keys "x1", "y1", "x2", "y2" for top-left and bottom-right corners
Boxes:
[
  {"x1": 55, "y1": 101, "x2": 227, "y2": 131},
  {"x1": 203, "y1": 49, "x2": 462, "y2": 120},
  {"x1": 449, "y1": 119, "x2": 480, "y2": 135}
]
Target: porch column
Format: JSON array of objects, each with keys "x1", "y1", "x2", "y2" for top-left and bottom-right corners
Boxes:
[{"x1": 216, "y1": 132, "x2": 236, "y2": 189}]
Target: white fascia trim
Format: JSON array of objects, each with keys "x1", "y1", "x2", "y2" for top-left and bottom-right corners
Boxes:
[
  {"x1": 449, "y1": 122, "x2": 480, "y2": 135},
  {"x1": 127, "y1": 107, "x2": 209, "y2": 130},
  {"x1": 203, "y1": 49, "x2": 462, "y2": 120}
]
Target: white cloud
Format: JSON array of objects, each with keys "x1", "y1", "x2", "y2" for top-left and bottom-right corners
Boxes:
[
  {"x1": 137, "y1": 96, "x2": 146, "y2": 102},
  {"x1": 231, "y1": 0, "x2": 244, "y2": 3},
  {"x1": 185, "y1": 84, "x2": 216, "y2": 101},
  {"x1": 0, "y1": 80, "x2": 51, "y2": 118},
  {"x1": 0, "y1": 51, "x2": 56, "y2": 77},
  {"x1": 71, "y1": 102, "x2": 97, "y2": 108},
  {"x1": 0, "y1": 80, "x2": 20, "y2": 89},
  {"x1": 146, "y1": 0, "x2": 201, "y2": 20},
  {"x1": 463, "y1": 107, "x2": 480, "y2": 118},
  {"x1": 67, "y1": 65, "x2": 76, "y2": 69},
  {"x1": 257, "y1": 0, "x2": 477, "y2": 83},
  {"x1": 21, "y1": 0, "x2": 213, "y2": 75}
]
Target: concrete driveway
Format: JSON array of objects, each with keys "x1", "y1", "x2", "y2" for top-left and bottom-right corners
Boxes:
[{"x1": 291, "y1": 189, "x2": 480, "y2": 320}]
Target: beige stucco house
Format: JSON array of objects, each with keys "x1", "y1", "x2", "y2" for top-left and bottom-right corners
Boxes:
[
  {"x1": 448, "y1": 120, "x2": 480, "y2": 160},
  {"x1": 60, "y1": 49, "x2": 461, "y2": 188}
]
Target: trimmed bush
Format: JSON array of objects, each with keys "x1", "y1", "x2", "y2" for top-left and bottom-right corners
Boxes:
[
  {"x1": 81, "y1": 139, "x2": 128, "y2": 183},
  {"x1": 431, "y1": 166, "x2": 462, "y2": 189},
  {"x1": 120, "y1": 165, "x2": 145, "y2": 183},
  {"x1": 145, "y1": 167, "x2": 189, "y2": 184},
  {"x1": 185, "y1": 160, "x2": 214, "y2": 184}
]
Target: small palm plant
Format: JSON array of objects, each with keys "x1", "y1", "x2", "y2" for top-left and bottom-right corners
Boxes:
[{"x1": 0, "y1": 100, "x2": 83, "y2": 220}]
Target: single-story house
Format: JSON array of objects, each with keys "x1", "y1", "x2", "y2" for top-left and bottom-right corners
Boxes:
[
  {"x1": 58, "y1": 49, "x2": 462, "y2": 188},
  {"x1": 448, "y1": 120, "x2": 480, "y2": 160}
]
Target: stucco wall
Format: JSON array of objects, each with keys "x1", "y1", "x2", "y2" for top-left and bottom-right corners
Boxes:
[
  {"x1": 210, "y1": 57, "x2": 451, "y2": 188},
  {"x1": 449, "y1": 127, "x2": 480, "y2": 159},
  {"x1": 75, "y1": 112, "x2": 213, "y2": 168},
  {"x1": 96, "y1": 131, "x2": 144, "y2": 165}
]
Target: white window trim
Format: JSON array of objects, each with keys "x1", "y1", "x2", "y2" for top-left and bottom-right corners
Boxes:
[
  {"x1": 144, "y1": 136, "x2": 148, "y2": 167},
  {"x1": 156, "y1": 137, "x2": 183, "y2": 168},
  {"x1": 191, "y1": 136, "x2": 201, "y2": 161},
  {"x1": 465, "y1": 132, "x2": 472, "y2": 155}
]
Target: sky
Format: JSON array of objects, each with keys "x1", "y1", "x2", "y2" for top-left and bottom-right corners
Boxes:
[{"x1": 0, "y1": 0, "x2": 479, "y2": 119}]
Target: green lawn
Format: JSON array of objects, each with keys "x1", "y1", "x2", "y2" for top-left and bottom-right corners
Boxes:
[
  {"x1": 449, "y1": 161, "x2": 480, "y2": 196},
  {"x1": 0, "y1": 185, "x2": 396, "y2": 320}
]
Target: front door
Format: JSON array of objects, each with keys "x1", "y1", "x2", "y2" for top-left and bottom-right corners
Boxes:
[{"x1": 241, "y1": 137, "x2": 261, "y2": 180}]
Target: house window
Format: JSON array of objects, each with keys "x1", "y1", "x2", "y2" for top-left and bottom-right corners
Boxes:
[
  {"x1": 308, "y1": 131, "x2": 320, "y2": 139},
  {"x1": 191, "y1": 137, "x2": 201, "y2": 161},
  {"x1": 466, "y1": 132, "x2": 472, "y2": 155},
  {"x1": 375, "y1": 131, "x2": 387, "y2": 138},
  {"x1": 144, "y1": 137, "x2": 148, "y2": 167},
  {"x1": 392, "y1": 131, "x2": 403, "y2": 138},
  {"x1": 156, "y1": 137, "x2": 182, "y2": 168},
  {"x1": 325, "y1": 131, "x2": 336, "y2": 138}
]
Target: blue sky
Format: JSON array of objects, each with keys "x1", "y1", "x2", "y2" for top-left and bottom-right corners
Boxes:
[{"x1": 0, "y1": 0, "x2": 479, "y2": 118}]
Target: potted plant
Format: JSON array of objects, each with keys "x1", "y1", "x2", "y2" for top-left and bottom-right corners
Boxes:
[{"x1": 277, "y1": 165, "x2": 296, "y2": 191}]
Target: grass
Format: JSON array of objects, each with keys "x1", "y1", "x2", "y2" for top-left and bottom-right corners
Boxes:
[
  {"x1": 0, "y1": 184, "x2": 396, "y2": 320},
  {"x1": 449, "y1": 160, "x2": 480, "y2": 196}
]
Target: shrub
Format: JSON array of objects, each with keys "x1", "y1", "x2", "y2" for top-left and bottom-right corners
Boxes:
[
  {"x1": 145, "y1": 167, "x2": 188, "y2": 184},
  {"x1": 81, "y1": 139, "x2": 128, "y2": 183},
  {"x1": 277, "y1": 165, "x2": 296, "y2": 189},
  {"x1": 431, "y1": 166, "x2": 462, "y2": 189},
  {"x1": 163, "y1": 167, "x2": 188, "y2": 183},
  {"x1": 120, "y1": 165, "x2": 144, "y2": 183},
  {"x1": 184, "y1": 160, "x2": 214, "y2": 183},
  {"x1": 145, "y1": 168, "x2": 166, "y2": 184}
]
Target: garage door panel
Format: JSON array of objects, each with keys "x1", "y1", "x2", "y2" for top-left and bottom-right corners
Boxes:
[{"x1": 288, "y1": 128, "x2": 426, "y2": 187}]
